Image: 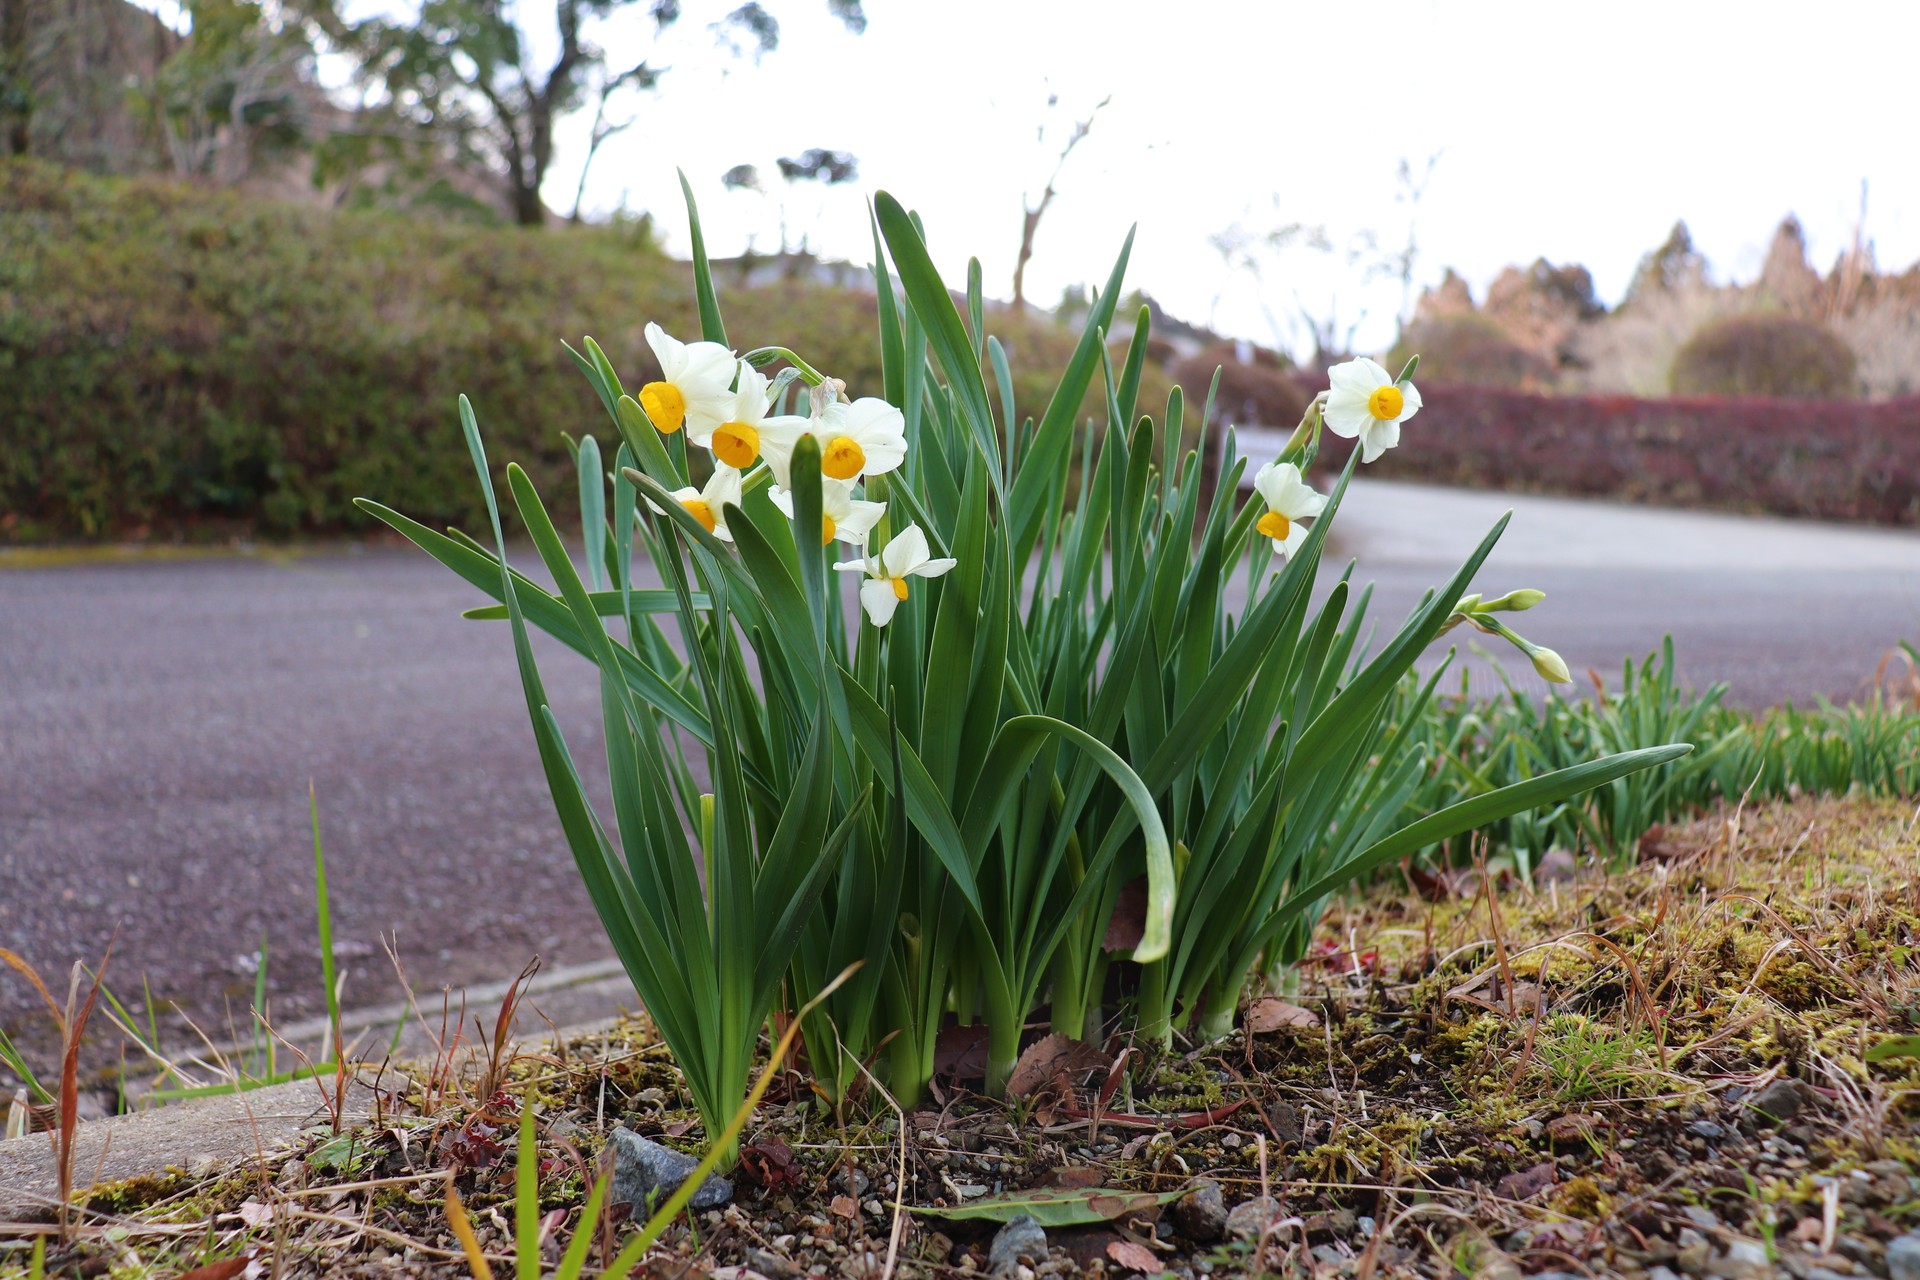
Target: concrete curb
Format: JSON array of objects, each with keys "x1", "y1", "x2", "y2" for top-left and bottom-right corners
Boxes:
[{"x1": 0, "y1": 959, "x2": 640, "y2": 1224}]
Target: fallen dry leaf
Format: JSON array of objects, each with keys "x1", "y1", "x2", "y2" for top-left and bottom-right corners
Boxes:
[
  {"x1": 829, "y1": 1194, "x2": 859, "y2": 1220},
  {"x1": 1245, "y1": 998, "x2": 1320, "y2": 1032},
  {"x1": 1546, "y1": 1113, "x2": 1601, "y2": 1144},
  {"x1": 1006, "y1": 1033, "x2": 1108, "y2": 1100},
  {"x1": 1494, "y1": 1160, "x2": 1557, "y2": 1202},
  {"x1": 1044, "y1": 1165, "x2": 1105, "y2": 1190},
  {"x1": 1107, "y1": 1240, "x2": 1165, "y2": 1274},
  {"x1": 174, "y1": 1250, "x2": 263, "y2": 1280},
  {"x1": 1102, "y1": 877, "x2": 1148, "y2": 952},
  {"x1": 933, "y1": 1022, "x2": 989, "y2": 1080}
]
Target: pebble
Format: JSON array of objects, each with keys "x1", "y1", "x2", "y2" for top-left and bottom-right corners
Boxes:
[
  {"x1": 1172, "y1": 1179, "x2": 1228, "y2": 1242},
  {"x1": 833, "y1": 1167, "x2": 870, "y2": 1197},
  {"x1": 1750, "y1": 1078, "x2": 1808, "y2": 1123},
  {"x1": 1887, "y1": 1233, "x2": 1920, "y2": 1280},
  {"x1": 1688, "y1": 1120, "x2": 1728, "y2": 1140},
  {"x1": 607, "y1": 1127, "x2": 733, "y2": 1213},
  {"x1": 1225, "y1": 1195, "x2": 1284, "y2": 1239},
  {"x1": 988, "y1": 1215, "x2": 1048, "y2": 1276},
  {"x1": 1707, "y1": 1240, "x2": 1772, "y2": 1280}
]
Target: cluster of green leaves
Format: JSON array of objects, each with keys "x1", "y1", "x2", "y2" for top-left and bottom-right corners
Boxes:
[
  {"x1": 361, "y1": 181, "x2": 1685, "y2": 1166},
  {"x1": 0, "y1": 159, "x2": 1148, "y2": 542},
  {"x1": 1387, "y1": 637, "x2": 1920, "y2": 873}
]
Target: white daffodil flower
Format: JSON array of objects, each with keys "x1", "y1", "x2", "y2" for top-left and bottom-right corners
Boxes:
[
  {"x1": 649, "y1": 464, "x2": 744, "y2": 542},
  {"x1": 761, "y1": 396, "x2": 907, "y2": 487},
  {"x1": 769, "y1": 477, "x2": 887, "y2": 547},
  {"x1": 832, "y1": 524, "x2": 956, "y2": 628},
  {"x1": 1324, "y1": 356, "x2": 1422, "y2": 464},
  {"x1": 1250, "y1": 460, "x2": 1326, "y2": 560},
  {"x1": 639, "y1": 322, "x2": 738, "y2": 438},
  {"x1": 688, "y1": 363, "x2": 779, "y2": 470}
]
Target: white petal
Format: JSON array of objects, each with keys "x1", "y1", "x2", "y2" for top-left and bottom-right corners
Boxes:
[
  {"x1": 836, "y1": 499, "x2": 887, "y2": 542},
  {"x1": 1322, "y1": 395, "x2": 1367, "y2": 440},
  {"x1": 1252, "y1": 460, "x2": 1285, "y2": 507},
  {"x1": 681, "y1": 344, "x2": 740, "y2": 390},
  {"x1": 1396, "y1": 380, "x2": 1422, "y2": 421},
  {"x1": 1351, "y1": 357, "x2": 1392, "y2": 388},
  {"x1": 768, "y1": 486, "x2": 795, "y2": 518},
  {"x1": 859, "y1": 578, "x2": 901, "y2": 627},
  {"x1": 646, "y1": 484, "x2": 701, "y2": 516},
  {"x1": 1279, "y1": 523, "x2": 1308, "y2": 560},
  {"x1": 1325, "y1": 358, "x2": 1376, "y2": 394},
  {"x1": 858, "y1": 437, "x2": 908, "y2": 476},
  {"x1": 1295, "y1": 488, "x2": 1328, "y2": 520},
  {"x1": 644, "y1": 322, "x2": 683, "y2": 377},
  {"x1": 832, "y1": 556, "x2": 871, "y2": 574},
  {"x1": 881, "y1": 525, "x2": 931, "y2": 579},
  {"x1": 844, "y1": 397, "x2": 905, "y2": 442},
  {"x1": 703, "y1": 465, "x2": 743, "y2": 509},
  {"x1": 909, "y1": 556, "x2": 957, "y2": 579}
]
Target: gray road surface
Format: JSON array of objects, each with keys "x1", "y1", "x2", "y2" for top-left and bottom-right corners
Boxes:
[{"x1": 2, "y1": 482, "x2": 1917, "y2": 1052}]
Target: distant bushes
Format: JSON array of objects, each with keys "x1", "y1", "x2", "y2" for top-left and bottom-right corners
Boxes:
[
  {"x1": 1169, "y1": 340, "x2": 1309, "y2": 430},
  {"x1": 1320, "y1": 385, "x2": 1920, "y2": 525},
  {"x1": 1669, "y1": 313, "x2": 1858, "y2": 398},
  {"x1": 1389, "y1": 313, "x2": 1552, "y2": 390},
  {"x1": 0, "y1": 161, "x2": 1152, "y2": 542}
]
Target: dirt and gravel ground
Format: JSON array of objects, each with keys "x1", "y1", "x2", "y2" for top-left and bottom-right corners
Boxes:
[{"x1": 8, "y1": 794, "x2": 1916, "y2": 1278}]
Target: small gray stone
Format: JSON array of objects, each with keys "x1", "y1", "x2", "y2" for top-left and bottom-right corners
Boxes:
[
  {"x1": 1886, "y1": 1232, "x2": 1920, "y2": 1280},
  {"x1": 988, "y1": 1215, "x2": 1048, "y2": 1276},
  {"x1": 607, "y1": 1127, "x2": 732, "y2": 1214},
  {"x1": 1172, "y1": 1179, "x2": 1228, "y2": 1242},
  {"x1": 1749, "y1": 1079, "x2": 1807, "y2": 1123},
  {"x1": 1687, "y1": 1120, "x2": 1727, "y2": 1140},
  {"x1": 1225, "y1": 1195, "x2": 1284, "y2": 1239},
  {"x1": 833, "y1": 1166, "x2": 870, "y2": 1197},
  {"x1": 1707, "y1": 1239, "x2": 1772, "y2": 1280}
]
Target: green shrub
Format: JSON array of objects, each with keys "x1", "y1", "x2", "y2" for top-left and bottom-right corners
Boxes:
[
  {"x1": 1387, "y1": 312, "x2": 1551, "y2": 389},
  {"x1": 0, "y1": 160, "x2": 1158, "y2": 542},
  {"x1": 1669, "y1": 312, "x2": 1857, "y2": 398},
  {"x1": 1168, "y1": 339, "x2": 1307, "y2": 429}
]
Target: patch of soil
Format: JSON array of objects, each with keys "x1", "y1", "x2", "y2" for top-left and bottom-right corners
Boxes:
[{"x1": 13, "y1": 797, "x2": 1919, "y2": 1278}]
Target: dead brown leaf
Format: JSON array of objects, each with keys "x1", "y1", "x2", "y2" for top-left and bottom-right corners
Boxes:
[
  {"x1": 1245, "y1": 998, "x2": 1320, "y2": 1033},
  {"x1": 1006, "y1": 1033, "x2": 1108, "y2": 1100},
  {"x1": 829, "y1": 1194, "x2": 859, "y2": 1220},
  {"x1": 1107, "y1": 1240, "x2": 1164, "y2": 1274},
  {"x1": 1494, "y1": 1160, "x2": 1557, "y2": 1202},
  {"x1": 1103, "y1": 878, "x2": 1148, "y2": 952}
]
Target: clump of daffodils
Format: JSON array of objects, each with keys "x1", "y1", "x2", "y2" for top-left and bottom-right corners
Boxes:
[
  {"x1": 633, "y1": 333, "x2": 1568, "y2": 676},
  {"x1": 632, "y1": 330, "x2": 938, "y2": 627}
]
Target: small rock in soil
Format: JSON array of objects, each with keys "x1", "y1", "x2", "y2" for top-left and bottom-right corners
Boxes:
[
  {"x1": 1887, "y1": 1232, "x2": 1920, "y2": 1280},
  {"x1": 989, "y1": 1215, "x2": 1049, "y2": 1276},
  {"x1": 607, "y1": 1127, "x2": 733, "y2": 1213},
  {"x1": 1172, "y1": 1180, "x2": 1227, "y2": 1241},
  {"x1": 1225, "y1": 1196, "x2": 1284, "y2": 1239},
  {"x1": 1749, "y1": 1078, "x2": 1808, "y2": 1123},
  {"x1": 1707, "y1": 1239, "x2": 1772, "y2": 1280}
]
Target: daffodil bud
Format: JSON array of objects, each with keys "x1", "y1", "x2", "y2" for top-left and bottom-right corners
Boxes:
[
  {"x1": 1531, "y1": 646, "x2": 1572, "y2": 683},
  {"x1": 1480, "y1": 588, "x2": 1546, "y2": 613},
  {"x1": 1452, "y1": 593, "x2": 1483, "y2": 615}
]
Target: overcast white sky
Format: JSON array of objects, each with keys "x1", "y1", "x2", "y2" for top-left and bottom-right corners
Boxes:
[{"x1": 338, "y1": 0, "x2": 1920, "y2": 358}]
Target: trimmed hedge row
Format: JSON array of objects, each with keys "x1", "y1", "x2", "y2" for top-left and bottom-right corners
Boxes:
[
  {"x1": 0, "y1": 160, "x2": 1150, "y2": 542},
  {"x1": 1319, "y1": 385, "x2": 1920, "y2": 526}
]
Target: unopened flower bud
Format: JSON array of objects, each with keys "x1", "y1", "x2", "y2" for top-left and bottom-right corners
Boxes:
[
  {"x1": 1501, "y1": 589, "x2": 1546, "y2": 612},
  {"x1": 1531, "y1": 646, "x2": 1572, "y2": 684},
  {"x1": 1452, "y1": 593, "x2": 1482, "y2": 615}
]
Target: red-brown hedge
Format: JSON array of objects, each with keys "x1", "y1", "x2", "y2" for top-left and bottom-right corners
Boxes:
[{"x1": 1315, "y1": 386, "x2": 1920, "y2": 525}]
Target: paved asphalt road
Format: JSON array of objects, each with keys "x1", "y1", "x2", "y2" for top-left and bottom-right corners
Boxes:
[{"x1": 2, "y1": 481, "x2": 1917, "y2": 1052}]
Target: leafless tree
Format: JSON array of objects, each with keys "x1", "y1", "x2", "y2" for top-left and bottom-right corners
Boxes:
[{"x1": 1011, "y1": 90, "x2": 1109, "y2": 312}]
